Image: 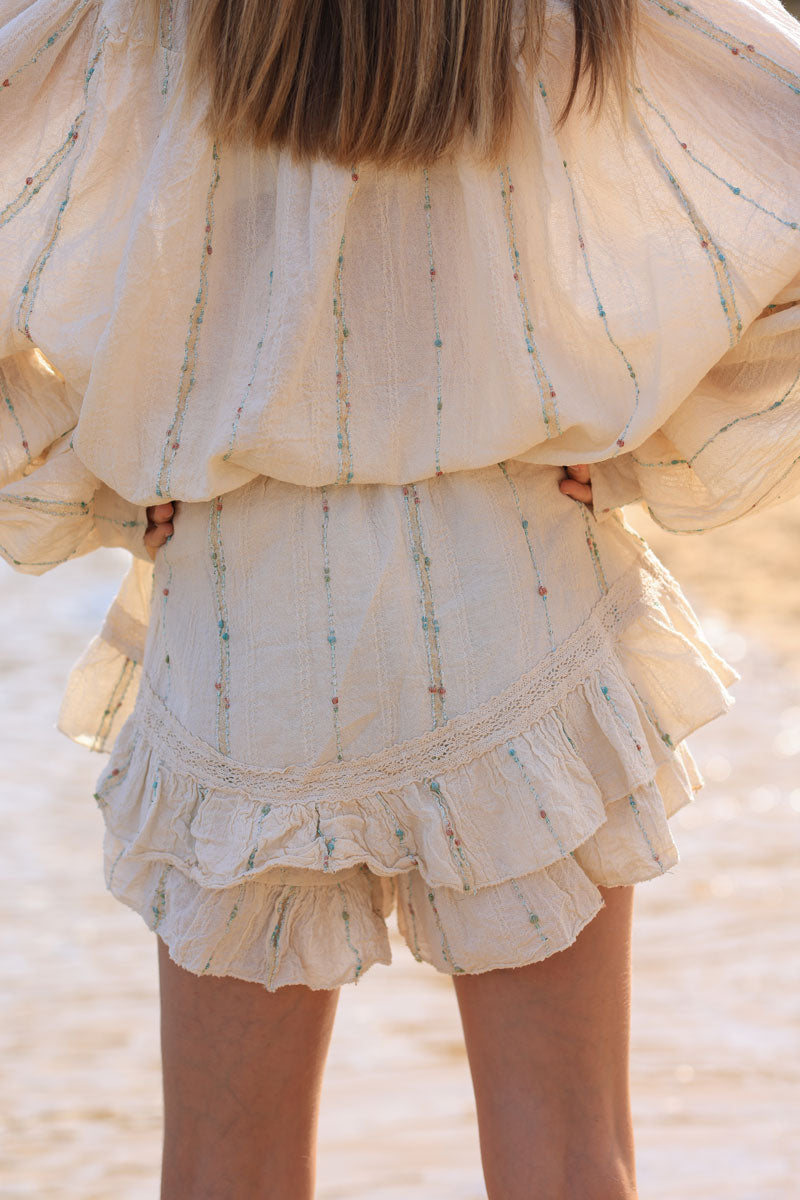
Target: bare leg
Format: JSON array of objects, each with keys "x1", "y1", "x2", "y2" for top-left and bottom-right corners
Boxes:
[
  {"x1": 453, "y1": 884, "x2": 638, "y2": 1200},
  {"x1": 157, "y1": 935, "x2": 340, "y2": 1200}
]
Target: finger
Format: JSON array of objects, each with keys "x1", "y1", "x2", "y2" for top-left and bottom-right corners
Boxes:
[
  {"x1": 143, "y1": 520, "x2": 173, "y2": 550},
  {"x1": 566, "y1": 464, "x2": 591, "y2": 484},
  {"x1": 559, "y1": 478, "x2": 593, "y2": 504},
  {"x1": 146, "y1": 501, "x2": 175, "y2": 524}
]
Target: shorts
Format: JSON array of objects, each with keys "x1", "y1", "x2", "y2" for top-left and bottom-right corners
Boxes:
[{"x1": 85, "y1": 461, "x2": 739, "y2": 989}]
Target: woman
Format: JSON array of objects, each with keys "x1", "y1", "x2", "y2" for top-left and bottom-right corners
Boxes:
[{"x1": 1, "y1": 0, "x2": 799, "y2": 1195}]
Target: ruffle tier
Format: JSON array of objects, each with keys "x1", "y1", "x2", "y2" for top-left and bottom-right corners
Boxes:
[{"x1": 90, "y1": 548, "x2": 739, "y2": 989}]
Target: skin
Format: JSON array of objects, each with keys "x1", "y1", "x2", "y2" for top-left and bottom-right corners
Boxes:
[
  {"x1": 153, "y1": 465, "x2": 638, "y2": 1200},
  {"x1": 157, "y1": 882, "x2": 635, "y2": 1200},
  {"x1": 144, "y1": 500, "x2": 175, "y2": 560}
]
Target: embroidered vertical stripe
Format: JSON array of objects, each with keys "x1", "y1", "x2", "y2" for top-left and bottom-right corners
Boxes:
[
  {"x1": 644, "y1": 0, "x2": 800, "y2": 95},
  {"x1": 507, "y1": 743, "x2": 569, "y2": 858},
  {"x1": 14, "y1": 29, "x2": 108, "y2": 338},
  {"x1": 510, "y1": 878, "x2": 549, "y2": 945},
  {"x1": 223, "y1": 267, "x2": 274, "y2": 461},
  {"x1": 336, "y1": 881, "x2": 363, "y2": 981},
  {"x1": 628, "y1": 793, "x2": 666, "y2": 871},
  {"x1": 91, "y1": 655, "x2": 137, "y2": 752},
  {"x1": 159, "y1": 0, "x2": 174, "y2": 96},
  {"x1": 332, "y1": 169, "x2": 360, "y2": 485},
  {"x1": 401, "y1": 483, "x2": 447, "y2": 727},
  {"x1": 498, "y1": 164, "x2": 561, "y2": 436},
  {"x1": 497, "y1": 461, "x2": 556, "y2": 650},
  {"x1": 404, "y1": 876, "x2": 423, "y2": 961},
  {"x1": 580, "y1": 504, "x2": 609, "y2": 595},
  {"x1": 202, "y1": 883, "x2": 247, "y2": 974},
  {"x1": 422, "y1": 168, "x2": 445, "y2": 476},
  {"x1": 427, "y1": 780, "x2": 475, "y2": 893},
  {"x1": 156, "y1": 142, "x2": 221, "y2": 497},
  {"x1": 267, "y1": 885, "x2": 300, "y2": 987},
  {"x1": 636, "y1": 118, "x2": 742, "y2": 347},
  {"x1": 425, "y1": 887, "x2": 464, "y2": 973},
  {"x1": 320, "y1": 486, "x2": 344, "y2": 760},
  {"x1": 632, "y1": 84, "x2": 799, "y2": 232},
  {"x1": 536, "y1": 80, "x2": 641, "y2": 451},
  {"x1": 208, "y1": 496, "x2": 232, "y2": 756},
  {"x1": 0, "y1": 0, "x2": 93, "y2": 90}
]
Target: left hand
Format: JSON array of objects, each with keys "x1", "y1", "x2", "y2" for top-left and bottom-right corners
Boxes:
[
  {"x1": 144, "y1": 501, "x2": 175, "y2": 561},
  {"x1": 558, "y1": 464, "x2": 593, "y2": 505}
]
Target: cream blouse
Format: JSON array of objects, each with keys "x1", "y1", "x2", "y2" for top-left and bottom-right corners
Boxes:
[{"x1": 1, "y1": 0, "x2": 800, "y2": 569}]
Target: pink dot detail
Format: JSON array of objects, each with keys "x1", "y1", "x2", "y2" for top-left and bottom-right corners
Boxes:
[{"x1": 25, "y1": 176, "x2": 33, "y2": 185}]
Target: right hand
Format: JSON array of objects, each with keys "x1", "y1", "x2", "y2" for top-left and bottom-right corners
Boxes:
[{"x1": 144, "y1": 501, "x2": 175, "y2": 561}]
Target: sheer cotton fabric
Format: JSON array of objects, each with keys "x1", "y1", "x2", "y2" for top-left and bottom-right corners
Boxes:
[
  {"x1": 0, "y1": 0, "x2": 799, "y2": 557},
  {"x1": 2, "y1": 0, "x2": 799, "y2": 987}
]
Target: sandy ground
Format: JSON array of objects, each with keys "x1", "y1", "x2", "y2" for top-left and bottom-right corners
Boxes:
[{"x1": 1, "y1": 495, "x2": 800, "y2": 1198}]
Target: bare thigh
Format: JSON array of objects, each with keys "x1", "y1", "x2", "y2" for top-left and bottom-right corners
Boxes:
[
  {"x1": 452, "y1": 884, "x2": 638, "y2": 1200},
  {"x1": 157, "y1": 936, "x2": 340, "y2": 1200}
]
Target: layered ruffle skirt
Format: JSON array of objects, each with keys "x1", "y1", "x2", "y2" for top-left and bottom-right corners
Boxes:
[{"x1": 63, "y1": 461, "x2": 739, "y2": 989}]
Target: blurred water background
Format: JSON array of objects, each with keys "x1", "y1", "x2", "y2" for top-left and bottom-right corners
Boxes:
[{"x1": 1, "y1": 493, "x2": 800, "y2": 1199}]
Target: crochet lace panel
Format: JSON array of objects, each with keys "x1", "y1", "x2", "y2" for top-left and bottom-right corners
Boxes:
[{"x1": 127, "y1": 548, "x2": 686, "y2": 806}]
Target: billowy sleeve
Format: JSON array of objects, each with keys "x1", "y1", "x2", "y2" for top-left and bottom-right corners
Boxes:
[
  {"x1": 0, "y1": 0, "x2": 151, "y2": 573},
  {"x1": 591, "y1": 270, "x2": 800, "y2": 531}
]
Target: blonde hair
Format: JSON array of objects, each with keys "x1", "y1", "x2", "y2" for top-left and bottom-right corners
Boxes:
[{"x1": 139, "y1": 0, "x2": 638, "y2": 167}]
